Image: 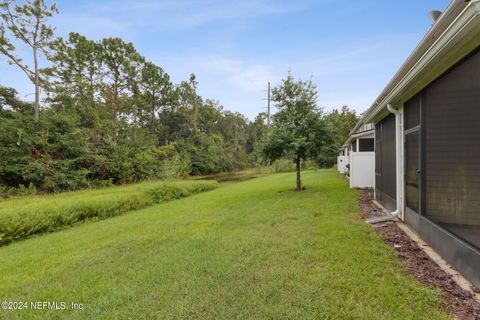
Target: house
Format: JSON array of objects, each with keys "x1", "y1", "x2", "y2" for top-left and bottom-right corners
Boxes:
[
  {"x1": 347, "y1": 0, "x2": 480, "y2": 287},
  {"x1": 337, "y1": 123, "x2": 375, "y2": 188}
]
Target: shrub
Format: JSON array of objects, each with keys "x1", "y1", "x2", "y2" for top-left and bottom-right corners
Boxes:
[
  {"x1": 301, "y1": 160, "x2": 318, "y2": 170},
  {"x1": 160, "y1": 154, "x2": 191, "y2": 179},
  {"x1": 271, "y1": 159, "x2": 296, "y2": 173},
  {"x1": 146, "y1": 184, "x2": 189, "y2": 203},
  {"x1": 0, "y1": 183, "x2": 37, "y2": 199}
]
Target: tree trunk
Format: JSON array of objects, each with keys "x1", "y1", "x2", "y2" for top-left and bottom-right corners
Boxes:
[
  {"x1": 33, "y1": 45, "x2": 40, "y2": 122},
  {"x1": 89, "y1": 73, "x2": 95, "y2": 105},
  {"x1": 113, "y1": 80, "x2": 118, "y2": 121},
  {"x1": 296, "y1": 157, "x2": 302, "y2": 191},
  {"x1": 133, "y1": 90, "x2": 138, "y2": 142},
  {"x1": 193, "y1": 99, "x2": 198, "y2": 135}
]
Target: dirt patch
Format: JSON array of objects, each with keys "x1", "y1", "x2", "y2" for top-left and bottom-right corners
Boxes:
[
  {"x1": 357, "y1": 188, "x2": 385, "y2": 219},
  {"x1": 358, "y1": 189, "x2": 480, "y2": 320}
]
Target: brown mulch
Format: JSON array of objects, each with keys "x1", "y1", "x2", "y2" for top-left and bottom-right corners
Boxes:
[
  {"x1": 358, "y1": 188, "x2": 384, "y2": 219},
  {"x1": 358, "y1": 188, "x2": 480, "y2": 320}
]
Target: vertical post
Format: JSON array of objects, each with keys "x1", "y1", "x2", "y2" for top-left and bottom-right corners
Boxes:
[{"x1": 267, "y1": 82, "x2": 271, "y2": 126}]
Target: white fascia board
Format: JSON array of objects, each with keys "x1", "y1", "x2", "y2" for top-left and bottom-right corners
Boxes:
[{"x1": 345, "y1": 129, "x2": 375, "y2": 144}]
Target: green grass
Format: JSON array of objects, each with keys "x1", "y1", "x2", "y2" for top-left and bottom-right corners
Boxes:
[
  {"x1": 0, "y1": 170, "x2": 448, "y2": 319},
  {"x1": 0, "y1": 179, "x2": 218, "y2": 245}
]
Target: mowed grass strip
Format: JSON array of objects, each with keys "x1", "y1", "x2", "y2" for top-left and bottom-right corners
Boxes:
[
  {"x1": 0, "y1": 179, "x2": 218, "y2": 245},
  {"x1": 0, "y1": 170, "x2": 448, "y2": 319}
]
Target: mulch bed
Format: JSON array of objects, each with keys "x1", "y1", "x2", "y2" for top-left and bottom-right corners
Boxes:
[{"x1": 358, "y1": 188, "x2": 480, "y2": 320}]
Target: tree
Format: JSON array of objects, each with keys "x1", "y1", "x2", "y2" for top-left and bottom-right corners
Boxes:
[
  {"x1": 322, "y1": 105, "x2": 359, "y2": 166},
  {"x1": 46, "y1": 32, "x2": 103, "y2": 111},
  {"x1": 99, "y1": 38, "x2": 138, "y2": 121},
  {"x1": 139, "y1": 61, "x2": 174, "y2": 130},
  {"x1": 246, "y1": 112, "x2": 267, "y2": 153},
  {"x1": 123, "y1": 51, "x2": 145, "y2": 141},
  {"x1": 324, "y1": 105, "x2": 359, "y2": 147},
  {"x1": 0, "y1": 0, "x2": 58, "y2": 122},
  {"x1": 178, "y1": 74, "x2": 202, "y2": 134},
  {"x1": 0, "y1": 85, "x2": 31, "y2": 113},
  {"x1": 261, "y1": 74, "x2": 329, "y2": 191}
]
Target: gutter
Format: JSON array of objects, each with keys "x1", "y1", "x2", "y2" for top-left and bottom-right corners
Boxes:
[
  {"x1": 345, "y1": 128, "x2": 375, "y2": 145},
  {"x1": 367, "y1": 103, "x2": 403, "y2": 224},
  {"x1": 386, "y1": 104, "x2": 403, "y2": 219}
]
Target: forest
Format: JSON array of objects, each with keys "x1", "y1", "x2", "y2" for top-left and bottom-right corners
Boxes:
[{"x1": 0, "y1": 0, "x2": 359, "y2": 196}]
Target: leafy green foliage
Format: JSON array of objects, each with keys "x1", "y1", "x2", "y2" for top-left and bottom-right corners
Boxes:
[
  {"x1": 0, "y1": 179, "x2": 218, "y2": 245},
  {"x1": 261, "y1": 73, "x2": 333, "y2": 190},
  {"x1": 323, "y1": 105, "x2": 360, "y2": 165}
]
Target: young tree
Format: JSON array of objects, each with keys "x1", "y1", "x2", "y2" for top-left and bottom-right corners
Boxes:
[
  {"x1": 0, "y1": 0, "x2": 58, "y2": 122},
  {"x1": 262, "y1": 74, "x2": 328, "y2": 191}
]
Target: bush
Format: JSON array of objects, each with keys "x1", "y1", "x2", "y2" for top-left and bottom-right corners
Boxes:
[
  {"x1": 0, "y1": 183, "x2": 37, "y2": 199},
  {"x1": 301, "y1": 160, "x2": 318, "y2": 170},
  {"x1": 146, "y1": 184, "x2": 190, "y2": 203},
  {"x1": 160, "y1": 154, "x2": 191, "y2": 179},
  {"x1": 0, "y1": 179, "x2": 218, "y2": 245},
  {"x1": 271, "y1": 159, "x2": 296, "y2": 173}
]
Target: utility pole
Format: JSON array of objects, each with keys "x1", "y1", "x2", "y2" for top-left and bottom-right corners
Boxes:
[{"x1": 267, "y1": 82, "x2": 271, "y2": 126}]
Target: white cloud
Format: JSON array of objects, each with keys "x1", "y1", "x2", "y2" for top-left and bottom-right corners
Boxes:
[
  {"x1": 148, "y1": 46, "x2": 394, "y2": 119},
  {"x1": 52, "y1": 13, "x2": 128, "y2": 39},
  {"x1": 201, "y1": 57, "x2": 275, "y2": 93},
  {"x1": 83, "y1": 0, "x2": 311, "y2": 30}
]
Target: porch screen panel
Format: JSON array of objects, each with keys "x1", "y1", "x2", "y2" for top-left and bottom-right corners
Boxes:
[
  {"x1": 424, "y1": 48, "x2": 480, "y2": 249},
  {"x1": 404, "y1": 93, "x2": 421, "y2": 213},
  {"x1": 379, "y1": 115, "x2": 396, "y2": 199},
  {"x1": 374, "y1": 114, "x2": 396, "y2": 210},
  {"x1": 375, "y1": 124, "x2": 382, "y2": 191},
  {"x1": 405, "y1": 132, "x2": 419, "y2": 212},
  {"x1": 404, "y1": 94, "x2": 421, "y2": 130},
  {"x1": 359, "y1": 138, "x2": 374, "y2": 152}
]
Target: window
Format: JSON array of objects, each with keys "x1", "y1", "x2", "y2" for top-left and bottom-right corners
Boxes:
[{"x1": 358, "y1": 138, "x2": 374, "y2": 152}]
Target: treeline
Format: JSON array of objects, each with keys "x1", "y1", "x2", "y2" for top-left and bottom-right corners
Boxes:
[
  {"x1": 0, "y1": 33, "x2": 268, "y2": 193},
  {"x1": 0, "y1": 1, "x2": 359, "y2": 196}
]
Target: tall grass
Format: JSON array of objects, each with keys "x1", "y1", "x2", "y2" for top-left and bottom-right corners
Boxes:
[{"x1": 0, "y1": 180, "x2": 218, "y2": 245}]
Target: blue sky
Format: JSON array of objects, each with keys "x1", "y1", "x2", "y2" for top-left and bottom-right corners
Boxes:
[{"x1": 0, "y1": 0, "x2": 451, "y2": 120}]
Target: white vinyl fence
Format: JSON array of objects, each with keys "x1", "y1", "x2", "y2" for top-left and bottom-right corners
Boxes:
[
  {"x1": 349, "y1": 152, "x2": 375, "y2": 188},
  {"x1": 337, "y1": 155, "x2": 349, "y2": 174}
]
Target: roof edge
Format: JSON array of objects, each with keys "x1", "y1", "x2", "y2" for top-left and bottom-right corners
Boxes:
[{"x1": 350, "y1": 0, "x2": 475, "y2": 134}]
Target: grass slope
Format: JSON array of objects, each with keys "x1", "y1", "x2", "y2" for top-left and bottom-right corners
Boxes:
[
  {"x1": 0, "y1": 180, "x2": 217, "y2": 245},
  {"x1": 0, "y1": 170, "x2": 448, "y2": 319}
]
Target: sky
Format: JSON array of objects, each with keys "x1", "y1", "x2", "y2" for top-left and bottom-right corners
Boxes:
[{"x1": 0, "y1": 0, "x2": 452, "y2": 120}]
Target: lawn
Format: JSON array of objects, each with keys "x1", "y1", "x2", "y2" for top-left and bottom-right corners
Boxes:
[{"x1": 0, "y1": 170, "x2": 448, "y2": 319}]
